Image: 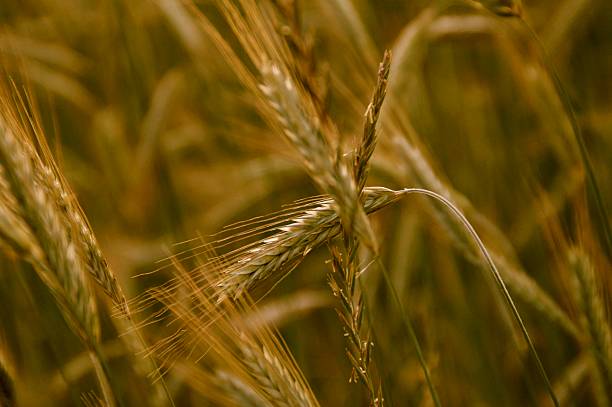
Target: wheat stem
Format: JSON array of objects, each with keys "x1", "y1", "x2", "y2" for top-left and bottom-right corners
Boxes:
[{"x1": 398, "y1": 187, "x2": 559, "y2": 407}]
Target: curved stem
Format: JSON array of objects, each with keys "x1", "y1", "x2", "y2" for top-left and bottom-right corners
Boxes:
[{"x1": 398, "y1": 188, "x2": 559, "y2": 407}]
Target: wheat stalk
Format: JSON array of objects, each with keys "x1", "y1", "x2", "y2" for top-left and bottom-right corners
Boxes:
[{"x1": 396, "y1": 187, "x2": 559, "y2": 406}]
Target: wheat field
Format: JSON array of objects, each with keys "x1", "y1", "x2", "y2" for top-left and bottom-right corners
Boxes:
[{"x1": 0, "y1": 0, "x2": 611, "y2": 406}]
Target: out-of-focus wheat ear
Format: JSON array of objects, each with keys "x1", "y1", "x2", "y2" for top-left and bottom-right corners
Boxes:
[
  {"x1": 8, "y1": 85, "x2": 170, "y2": 404},
  {"x1": 469, "y1": 0, "x2": 523, "y2": 17},
  {"x1": 0, "y1": 117, "x2": 100, "y2": 343},
  {"x1": 242, "y1": 289, "x2": 332, "y2": 330},
  {"x1": 36, "y1": 163, "x2": 129, "y2": 316},
  {"x1": 354, "y1": 50, "x2": 391, "y2": 193},
  {"x1": 26, "y1": 102, "x2": 170, "y2": 403},
  {"x1": 172, "y1": 362, "x2": 268, "y2": 406},
  {"x1": 22, "y1": 100, "x2": 130, "y2": 315},
  {"x1": 239, "y1": 335, "x2": 311, "y2": 407},
  {"x1": 269, "y1": 0, "x2": 331, "y2": 124},
  {"x1": 548, "y1": 353, "x2": 589, "y2": 406},
  {"x1": 146, "y1": 256, "x2": 319, "y2": 406},
  {"x1": 0, "y1": 78, "x2": 127, "y2": 314},
  {"x1": 0, "y1": 96, "x2": 117, "y2": 406},
  {"x1": 0, "y1": 358, "x2": 15, "y2": 407},
  {"x1": 516, "y1": 15, "x2": 612, "y2": 257},
  {"x1": 568, "y1": 248, "x2": 612, "y2": 406},
  {"x1": 81, "y1": 391, "x2": 106, "y2": 407}
]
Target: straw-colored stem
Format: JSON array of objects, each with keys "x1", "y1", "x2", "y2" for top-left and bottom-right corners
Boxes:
[{"x1": 398, "y1": 187, "x2": 559, "y2": 407}]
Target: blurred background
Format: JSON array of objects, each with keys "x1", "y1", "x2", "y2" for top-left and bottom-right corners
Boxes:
[{"x1": 0, "y1": 0, "x2": 610, "y2": 405}]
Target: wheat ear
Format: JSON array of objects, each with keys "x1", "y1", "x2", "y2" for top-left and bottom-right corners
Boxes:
[
  {"x1": 354, "y1": 50, "x2": 391, "y2": 194},
  {"x1": 259, "y1": 62, "x2": 376, "y2": 252},
  {"x1": 568, "y1": 248, "x2": 612, "y2": 406},
  {"x1": 328, "y1": 247, "x2": 382, "y2": 406},
  {"x1": 130, "y1": 188, "x2": 401, "y2": 326},
  {"x1": 0, "y1": 91, "x2": 116, "y2": 406},
  {"x1": 210, "y1": 187, "x2": 402, "y2": 300},
  {"x1": 326, "y1": 50, "x2": 391, "y2": 406},
  {"x1": 144, "y1": 257, "x2": 319, "y2": 407},
  {"x1": 0, "y1": 119, "x2": 100, "y2": 343},
  {"x1": 0, "y1": 359, "x2": 14, "y2": 407}
]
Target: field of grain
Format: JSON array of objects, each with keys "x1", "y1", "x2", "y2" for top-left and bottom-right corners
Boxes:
[{"x1": 0, "y1": 0, "x2": 611, "y2": 406}]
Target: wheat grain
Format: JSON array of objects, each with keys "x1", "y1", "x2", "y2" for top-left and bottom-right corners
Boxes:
[
  {"x1": 0, "y1": 164, "x2": 43, "y2": 263},
  {"x1": 354, "y1": 50, "x2": 391, "y2": 194}
]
